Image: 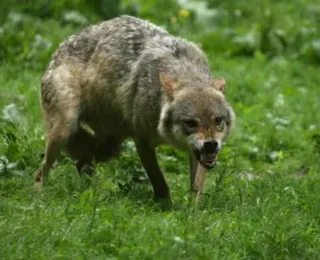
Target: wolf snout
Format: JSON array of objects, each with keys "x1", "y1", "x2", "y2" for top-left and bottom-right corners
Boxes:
[
  {"x1": 203, "y1": 140, "x2": 218, "y2": 154},
  {"x1": 192, "y1": 139, "x2": 220, "y2": 169}
]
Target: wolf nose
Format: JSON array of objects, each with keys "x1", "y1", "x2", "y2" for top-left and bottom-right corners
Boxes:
[{"x1": 203, "y1": 140, "x2": 218, "y2": 153}]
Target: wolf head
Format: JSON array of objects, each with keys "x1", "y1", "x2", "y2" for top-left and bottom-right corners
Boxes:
[{"x1": 158, "y1": 72, "x2": 235, "y2": 169}]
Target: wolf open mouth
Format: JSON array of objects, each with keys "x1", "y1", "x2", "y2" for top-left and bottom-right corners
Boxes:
[{"x1": 193, "y1": 149, "x2": 217, "y2": 169}]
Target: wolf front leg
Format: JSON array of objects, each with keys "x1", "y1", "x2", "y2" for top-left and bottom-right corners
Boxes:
[
  {"x1": 189, "y1": 152, "x2": 198, "y2": 194},
  {"x1": 189, "y1": 153, "x2": 207, "y2": 206},
  {"x1": 134, "y1": 139, "x2": 171, "y2": 203}
]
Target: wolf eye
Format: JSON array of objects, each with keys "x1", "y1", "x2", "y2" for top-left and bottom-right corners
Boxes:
[
  {"x1": 215, "y1": 117, "x2": 223, "y2": 125},
  {"x1": 183, "y1": 119, "x2": 198, "y2": 128}
]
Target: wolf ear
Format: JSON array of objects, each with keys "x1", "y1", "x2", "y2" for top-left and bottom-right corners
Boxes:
[
  {"x1": 213, "y1": 77, "x2": 226, "y2": 94},
  {"x1": 159, "y1": 72, "x2": 178, "y2": 96}
]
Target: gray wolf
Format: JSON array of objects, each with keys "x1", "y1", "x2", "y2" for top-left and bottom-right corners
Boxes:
[{"x1": 33, "y1": 15, "x2": 235, "y2": 204}]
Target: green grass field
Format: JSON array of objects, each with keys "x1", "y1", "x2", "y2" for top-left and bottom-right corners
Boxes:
[{"x1": 1, "y1": 3, "x2": 320, "y2": 259}]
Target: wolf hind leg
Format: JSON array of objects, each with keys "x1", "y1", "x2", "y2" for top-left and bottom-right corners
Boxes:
[
  {"x1": 34, "y1": 111, "x2": 79, "y2": 191},
  {"x1": 66, "y1": 126, "x2": 95, "y2": 177},
  {"x1": 66, "y1": 128, "x2": 124, "y2": 177}
]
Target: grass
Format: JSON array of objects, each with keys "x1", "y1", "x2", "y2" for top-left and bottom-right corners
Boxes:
[{"x1": 1, "y1": 14, "x2": 320, "y2": 260}]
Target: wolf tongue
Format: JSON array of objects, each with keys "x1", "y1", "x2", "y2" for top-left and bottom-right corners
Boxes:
[
  {"x1": 205, "y1": 157, "x2": 215, "y2": 163},
  {"x1": 203, "y1": 154, "x2": 216, "y2": 163}
]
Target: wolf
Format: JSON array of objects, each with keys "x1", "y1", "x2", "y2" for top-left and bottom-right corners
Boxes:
[{"x1": 33, "y1": 15, "x2": 235, "y2": 203}]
